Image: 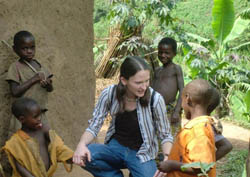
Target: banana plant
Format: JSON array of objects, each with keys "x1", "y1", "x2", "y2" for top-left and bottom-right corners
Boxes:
[
  {"x1": 184, "y1": 0, "x2": 250, "y2": 57},
  {"x1": 181, "y1": 0, "x2": 250, "y2": 117}
]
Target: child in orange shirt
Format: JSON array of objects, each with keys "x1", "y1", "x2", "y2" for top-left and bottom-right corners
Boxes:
[{"x1": 154, "y1": 79, "x2": 216, "y2": 177}]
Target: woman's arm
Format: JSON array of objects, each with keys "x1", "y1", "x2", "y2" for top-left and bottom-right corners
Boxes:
[
  {"x1": 73, "y1": 131, "x2": 95, "y2": 166},
  {"x1": 161, "y1": 142, "x2": 173, "y2": 161},
  {"x1": 153, "y1": 94, "x2": 174, "y2": 144},
  {"x1": 73, "y1": 85, "x2": 115, "y2": 166}
]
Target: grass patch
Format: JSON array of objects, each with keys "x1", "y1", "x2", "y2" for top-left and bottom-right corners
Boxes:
[
  {"x1": 171, "y1": 0, "x2": 213, "y2": 39},
  {"x1": 217, "y1": 149, "x2": 248, "y2": 177}
]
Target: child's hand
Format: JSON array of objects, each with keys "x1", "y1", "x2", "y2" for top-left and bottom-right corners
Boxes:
[
  {"x1": 66, "y1": 158, "x2": 73, "y2": 164},
  {"x1": 33, "y1": 71, "x2": 49, "y2": 88},
  {"x1": 34, "y1": 72, "x2": 45, "y2": 83},
  {"x1": 40, "y1": 74, "x2": 53, "y2": 88},
  {"x1": 157, "y1": 160, "x2": 174, "y2": 173}
]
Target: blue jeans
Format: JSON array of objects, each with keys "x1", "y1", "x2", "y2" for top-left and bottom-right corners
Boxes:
[{"x1": 83, "y1": 139, "x2": 157, "y2": 177}]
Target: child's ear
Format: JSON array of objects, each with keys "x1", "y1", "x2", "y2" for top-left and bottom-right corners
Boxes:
[
  {"x1": 186, "y1": 94, "x2": 192, "y2": 106},
  {"x1": 18, "y1": 116, "x2": 25, "y2": 123}
]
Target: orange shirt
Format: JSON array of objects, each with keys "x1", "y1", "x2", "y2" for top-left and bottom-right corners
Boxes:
[{"x1": 167, "y1": 116, "x2": 216, "y2": 177}]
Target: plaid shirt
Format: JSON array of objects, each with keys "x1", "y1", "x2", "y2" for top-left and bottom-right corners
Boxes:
[{"x1": 86, "y1": 85, "x2": 173, "y2": 162}]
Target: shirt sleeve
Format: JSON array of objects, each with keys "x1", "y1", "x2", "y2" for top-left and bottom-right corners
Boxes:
[
  {"x1": 53, "y1": 132, "x2": 73, "y2": 172},
  {"x1": 212, "y1": 127, "x2": 225, "y2": 142},
  {"x1": 86, "y1": 86, "x2": 112, "y2": 137},
  {"x1": 153, "y1": 92, "x2": 173, "y2": 144},
  {"x1": 6, "y1": 62, "x2": 20, "y2": 83}
]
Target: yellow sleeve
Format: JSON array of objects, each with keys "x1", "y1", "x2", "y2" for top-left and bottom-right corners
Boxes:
[
  {"x1": 53, "y1": 133, "x2": 73, "y2": 172},
  {"x1": 186, "y1": 135, "x2": 215, "y2": 164},
  {"x1": 2, "y1": 149, "x2": 22, "y2": 177}
]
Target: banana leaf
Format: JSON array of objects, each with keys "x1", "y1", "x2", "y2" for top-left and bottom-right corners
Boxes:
[
  {"x1": 212, "y1": 0, "x2": 235, "y2": 45},
  {"x1": 224, "y1": 17, "x2": 250, "y2": 44}
]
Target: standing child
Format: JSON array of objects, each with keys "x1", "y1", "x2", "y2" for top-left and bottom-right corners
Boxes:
[
  {"x1": 6, "y1": 31, "x2": 53, "y2": 133},
  {"x1": 2, "y1": 98, "x2": 73, "y2": 177},
  {"x1": 152, "y1": 37, "x2": 184, "y2": 137},
  {"x1": 155, "y1": 79, "x2": 217, "y2": 177}
]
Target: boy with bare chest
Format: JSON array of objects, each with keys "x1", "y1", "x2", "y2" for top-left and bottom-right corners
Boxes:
[
  {"x1": 152, "y1": 37, "x2": 184, "y2": 137},
  {"x1": 2, "y1": 98, "x2": 73, "y2": 177}
]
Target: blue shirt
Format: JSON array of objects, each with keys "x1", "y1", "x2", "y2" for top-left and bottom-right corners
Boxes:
[{"x1": 86, "y1": 85, "x2": 173, "y2": 162}]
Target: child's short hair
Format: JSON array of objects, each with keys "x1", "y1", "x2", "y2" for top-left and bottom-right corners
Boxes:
[
  {"x1": 158, "y1": 37, "x2": 177, "y2": 54},
  {"x1": 184, "y1": 79, "x2": 213, "y2": 107},
  {"x1": 12, "y1": 97, "x2": 38, "y2": 119},
  {"x1": 207, "y1": 87, "x2": 220, "y2": 114},
  {"x1": 13, "y1": 31, "x2": 34, "y2": 46}
]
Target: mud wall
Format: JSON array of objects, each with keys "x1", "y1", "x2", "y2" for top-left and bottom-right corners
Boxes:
[{"x1": 0, "y1": 0, "x2": 95, "y2": 148}]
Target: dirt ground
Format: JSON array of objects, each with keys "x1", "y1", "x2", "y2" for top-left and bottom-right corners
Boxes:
[
  {"x1": 55, "y1": 121, "x2": 250, "y2": 177},
  {"x1": 54, "y1": 78, "x2": 250, "y2": 177}
]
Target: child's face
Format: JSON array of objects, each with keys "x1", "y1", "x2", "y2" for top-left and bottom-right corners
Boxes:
[
  {"x1": 14, "y1": 36, "x2": 35, "y2": 61},
  {"x1": 158, "y1": 44, "x2": 176, "y2": 65},
  {"x1": 181, "y1": 91, "x2": 191, "y2": 120},
  {"x1": 21, "y1": 104, "x2": 43, "y2": 130}
]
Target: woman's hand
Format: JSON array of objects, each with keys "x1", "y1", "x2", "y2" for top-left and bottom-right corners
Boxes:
[
  {"x1": 153, "y1": 170, "x2": 166, "y2": 177},
  {"x1": 73, "y1": 143, "x2": 91, "y2": 167}
]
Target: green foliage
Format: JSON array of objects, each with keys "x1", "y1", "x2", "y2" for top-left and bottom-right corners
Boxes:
[
  {"x1": 180, "y1": 0, "x2": 250, "y2": 121},
  {"x1": 94, "y1": 0, "x2": 109, "y2": 38},
  {"x1": 171, "y1": 0, "x2": 214, "y2": 39},
  {"x1": 118, "y1": 36, "x2": 149, "y2": 56},
  {"x1": 107, "y1": 0, "x2": 179, "y2": 36},
  {"x1": 230, "y1": 90, "x2": 250, "y2": 122},
  {"x1": 183, "y1": 42, "x2": 250, "y2": 118},
  {"x1": 240, "y1": 8, "x2": 250, "y2": 20},
  {"x1": 224, "y1": 17, "x2": 250, "y2": 45},
  {"x1": 181, "y1": 162, "x2": 215, "y2": 177},
  {"x1": 212, "y1": 0, "x2": 235, "y2": 47},
  {"x1": 217, "y1": 149, "x2": 248, "y2": 177},
  {"x1": 94, "y1": 0, "x2": 249, "y2": 124},
  {"x1": 242, "y1": 164, "x2": 247, "y2": 177}
]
